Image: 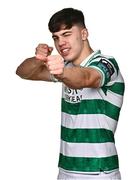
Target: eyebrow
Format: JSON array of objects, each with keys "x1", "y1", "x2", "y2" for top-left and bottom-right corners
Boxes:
[{"x1": 52, "y1": 30, "x2": 72, "y2": 38}]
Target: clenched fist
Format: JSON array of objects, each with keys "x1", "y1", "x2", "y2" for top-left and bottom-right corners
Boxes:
[
  {"x1": 46, "y1": 55, "x2": 64, "y2": 75},
  {"x1": 35, "y1": 43, "x2": 64, "y2": 75},
  {"x1": 35, "y1": 44, "x2": 53, "y2": 60}
]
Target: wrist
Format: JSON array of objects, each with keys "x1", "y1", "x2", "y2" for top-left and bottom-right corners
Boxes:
[
  {"x1": 54, "y1": 68, "x2": 65, "y2": 82},
  {"x1": 49, "y1": 73, "x2": 59, "y2": 82}
]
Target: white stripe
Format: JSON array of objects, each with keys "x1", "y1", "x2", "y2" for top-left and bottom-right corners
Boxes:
[
  {"x1": 62, "y1": 85, "x2": 123, "y2": 108},
  {"x1": 82, "y1": 88, "x2": 123, "y2": 108},
  {"x1": 62, "y1": 87, "x2": 101, "y2": 100},
  {"x1": 60, "y1": 140, "x2": 117, "y2": 158},
  {"x1": 61, "y1": 113, "x2": 117, "y2": 133},
  {"x1": 107, "y1": 71, "x2": 124, "y2": 85},
  {"x1": 98, "y1": 89, "x2": 123, "y2": 107}
]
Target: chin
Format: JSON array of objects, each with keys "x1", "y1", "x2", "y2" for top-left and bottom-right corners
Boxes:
[
  {"x1": 63, "y1": 55, "x2": 71, "y2": 61},
  {"x1": 63, "y1": 53, "x2": 75, "y2": 61}
]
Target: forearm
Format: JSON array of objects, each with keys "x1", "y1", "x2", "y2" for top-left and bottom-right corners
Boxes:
[
  {"x1": 55, "y1": 67, "x2": 101, "y2": 89},
  {"x1": 16, "y1": 57, "x2": 45, "y2": 79}
]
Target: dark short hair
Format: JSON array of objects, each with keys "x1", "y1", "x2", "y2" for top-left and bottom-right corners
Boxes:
[{"x1": 48, "y1": 8, "x2": 86, "y2": 33}]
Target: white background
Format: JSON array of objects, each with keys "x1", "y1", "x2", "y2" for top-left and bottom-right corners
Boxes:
[{"x1": 0, "y1": 0, "x2": 140, "y2": 179}]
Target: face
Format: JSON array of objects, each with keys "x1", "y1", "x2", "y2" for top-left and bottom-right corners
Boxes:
[{"x1": 52, "y1": 25, "x2": 88, "y2": 65}]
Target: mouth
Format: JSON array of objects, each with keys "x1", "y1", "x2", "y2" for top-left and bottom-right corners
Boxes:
[{"x1": 60, "y1": 48, "x2": 70, "y2": 56}]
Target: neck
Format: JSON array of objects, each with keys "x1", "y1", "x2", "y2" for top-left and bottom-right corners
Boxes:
[{"x1": 73, "y1": 41, "x2": 94, "y2": 66}]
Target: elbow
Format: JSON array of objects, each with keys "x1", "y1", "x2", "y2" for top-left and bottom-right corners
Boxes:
[
  {"x1": 16, "y1": 66, "x2": 21, "y2": 76},
  {"x1": 16, "y1": 66, "x2": 22, "y2": 77},
  {"x1": 15, "y1": 66, "x2": 28, "y2": 79}
]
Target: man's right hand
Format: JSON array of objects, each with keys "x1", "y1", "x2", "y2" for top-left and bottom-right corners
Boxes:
[{"x1": 35, "y1": 44, "x2": 53, "y2": 61}]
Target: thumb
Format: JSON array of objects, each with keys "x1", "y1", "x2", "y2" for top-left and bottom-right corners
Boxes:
[{"x1": 48, "y1": 47, "x2": 53, "y2": 54}]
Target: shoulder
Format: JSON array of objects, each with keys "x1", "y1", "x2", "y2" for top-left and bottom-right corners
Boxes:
[{"x1": 84, "y1": 50, "x2": 120, "y2": 86}]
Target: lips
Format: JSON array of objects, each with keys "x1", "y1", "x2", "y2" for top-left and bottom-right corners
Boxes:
[{"x1": 60, "y1": 48, "x2": 70, "y2": 56}]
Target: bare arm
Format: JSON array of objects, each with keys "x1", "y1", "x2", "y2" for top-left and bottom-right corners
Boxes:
[
  {"x1": 55, "y1": 66, "x2": 102, "y2": 89},
  {"x1": 16, "y1": 44, "x2": 53, "y2": 81},
  {"x1": 46, "y1": 55, "x2": 102, "y2": 89},
  {"x1": 16, "y1": 56, "x2": 50, "y2": 81}
]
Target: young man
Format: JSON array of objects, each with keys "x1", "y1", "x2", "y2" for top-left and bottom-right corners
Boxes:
[{"x1": 16, "y1": 8, "x2": 125, "y2": 180}]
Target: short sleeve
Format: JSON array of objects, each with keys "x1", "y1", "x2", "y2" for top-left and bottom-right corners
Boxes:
[{"x1": 87, "y1": 57, "x2": 119, "y2": 86}]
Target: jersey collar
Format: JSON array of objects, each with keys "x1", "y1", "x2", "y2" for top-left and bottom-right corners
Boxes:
[{"x1": 80, "y1": 50, "x2": 101, "y2": 67}]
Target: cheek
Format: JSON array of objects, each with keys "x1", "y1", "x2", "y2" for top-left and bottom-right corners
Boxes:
[{"x1": 72, "y1": 38, "x2": 83, "y2": 52}]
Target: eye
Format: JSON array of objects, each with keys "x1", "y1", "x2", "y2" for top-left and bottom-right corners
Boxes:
[{"x1": 52, "y1": 36, "x2": 58, "y2": 41}]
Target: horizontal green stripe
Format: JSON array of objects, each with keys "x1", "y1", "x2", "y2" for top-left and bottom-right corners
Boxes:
[
  {"x1": 61, "y1": 126, "x2": 114, "y2": 143},
  {"x1": 108, "y1": 82, "x2": 125, "y2": 95},
  {"x1": 59, "y1": 154, "x2": 119, "y2": 172},
  {"x1": 62, "y1": 99, "x2": 120, "y2": 120}
]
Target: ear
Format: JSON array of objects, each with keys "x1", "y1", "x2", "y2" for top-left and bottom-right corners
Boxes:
[{"x1": 81, "y1": 28, "x2": 88, "y2": 40}]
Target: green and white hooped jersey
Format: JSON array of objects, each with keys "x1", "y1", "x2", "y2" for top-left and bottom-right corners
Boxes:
[{"x1": 58, "y1": 50, "x2": 125, "y2": 173}]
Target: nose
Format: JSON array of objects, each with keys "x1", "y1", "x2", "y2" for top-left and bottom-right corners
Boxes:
[{"x1": 58, "y1": 37, "x2": 66, "y2": 47}]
